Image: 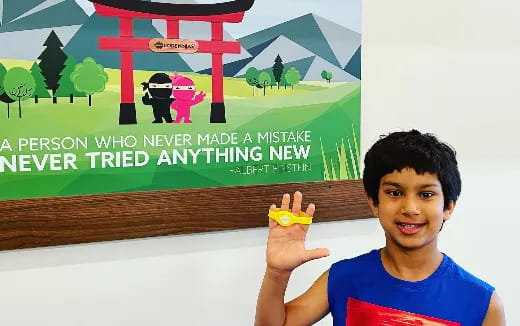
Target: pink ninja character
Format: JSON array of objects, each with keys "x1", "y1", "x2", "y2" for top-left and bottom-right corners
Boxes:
[{"x1": 170, "y1": 73, "x2": 206, "y2": 123}]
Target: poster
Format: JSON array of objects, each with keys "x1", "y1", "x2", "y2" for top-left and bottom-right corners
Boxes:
[{"x1": 0, "y1": 0, "x2": 361, "y2": 201}]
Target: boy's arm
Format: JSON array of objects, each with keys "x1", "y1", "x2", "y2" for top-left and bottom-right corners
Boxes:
[
  {"x1": 482, "y1": 291, "x2": 506, "y2": 326},
  {"x1": 255, "y1": 191, "x2": 329, "y2": 326},
  {"x1": 255, "y1": 268, "x2": 329, "y2": 326}
]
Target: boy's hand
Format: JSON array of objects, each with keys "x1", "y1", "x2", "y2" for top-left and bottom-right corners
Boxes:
[{"x1": 266, "y1": 191, "x2": 330, "y2": 274}]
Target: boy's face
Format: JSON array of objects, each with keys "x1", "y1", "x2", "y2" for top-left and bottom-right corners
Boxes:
[{"x1": 367, "y1": 168, "x2": 455, "y2": 251}]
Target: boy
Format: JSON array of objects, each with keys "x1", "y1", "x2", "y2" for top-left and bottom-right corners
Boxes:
[{"x1": 255, "y1": 130, "x2": 505, "y2": 325}]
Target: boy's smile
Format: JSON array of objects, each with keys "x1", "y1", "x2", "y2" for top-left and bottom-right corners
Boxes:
[{"x1": 368, "y1": 168, "x2": 455, "y2": 251}]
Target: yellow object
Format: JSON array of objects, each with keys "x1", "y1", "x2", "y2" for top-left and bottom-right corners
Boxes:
[{"x1": 268, "y1": 209, "x2": 313, "y2": 227}]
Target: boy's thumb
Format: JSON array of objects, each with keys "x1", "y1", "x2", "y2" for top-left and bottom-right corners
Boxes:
[{"x1": 302, "y1": 248, "x2": 330, "y2": 263}]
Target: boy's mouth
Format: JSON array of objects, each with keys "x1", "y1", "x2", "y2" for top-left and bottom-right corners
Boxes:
[{"x1": 396, "y1": 222, "x2": 426, "y2": 235}]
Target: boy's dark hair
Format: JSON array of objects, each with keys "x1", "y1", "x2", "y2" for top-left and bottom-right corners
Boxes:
[{"x1": 362, "y1": 130, "x2": 461, "y2": 210}]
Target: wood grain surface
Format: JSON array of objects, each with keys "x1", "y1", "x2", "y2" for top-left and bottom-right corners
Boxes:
[{"x1": 0, "y1": 179, "x2": 372, "y2": 251}]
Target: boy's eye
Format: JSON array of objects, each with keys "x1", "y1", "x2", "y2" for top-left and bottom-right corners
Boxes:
[
  {"x1": 386, "y1": 190, "x2": 402, "y2": 197},
  {"x1": 420, "y1": 192, "x2": 435, "y2": 198}
]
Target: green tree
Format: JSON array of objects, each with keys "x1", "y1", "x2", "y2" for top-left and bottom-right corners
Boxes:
[
  {"x1": 321, "y1": 70, "x2": 332, "y2": 83},
  {"x1": 272, "y1": 54, "x2": 284, "y2": 89},
  {"x1": 56, "y1": 56, "x2": 85, "y2": 103},
  {"x1": 245, "y1": 67, "x2": 260, "y2": 96},
  {"x1": 285, "y1": 67, "x2": 301, "y2": 90},
  {"x1": 38, "y1": 30, "x2": 67, "y2": 104},
  {"x1": 70, "y1": 57, "x2": 108, "y2": 107},
  {"x1": 4, "y1": 67, "x2": 35, "y2": 118},
  {"x1": 280, "y1": 67, "x2": 291, "y2": 89},
  {"x1": 30, "y1": 62, "x2": 51, "y2": 104},
  {"x1": 0, "y1": 62, "x2": 15, "y2": 118},
  {"x1": 258, "y1": 71, "x2": 271, "y2": 96}
]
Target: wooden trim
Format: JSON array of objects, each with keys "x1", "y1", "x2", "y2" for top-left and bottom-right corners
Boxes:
[{"x1": 0, "y1": 180, "x2": 372, "y2": 251}]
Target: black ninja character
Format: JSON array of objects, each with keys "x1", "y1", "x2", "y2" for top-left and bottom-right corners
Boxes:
[{"x1": 141, "y1": 73, "x2": 175, "y2": 123}]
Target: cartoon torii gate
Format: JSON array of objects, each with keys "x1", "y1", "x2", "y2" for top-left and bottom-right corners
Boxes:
[{"x1": 88, "y1": 0, "x2": 255, "y2": 124}]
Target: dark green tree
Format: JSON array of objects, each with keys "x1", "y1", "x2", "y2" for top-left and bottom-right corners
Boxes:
[
  {"x1": 70, "y1": 57, "x2": 108, "y2": 107},
  {"x1": 30, "y1": 62, "x2": 51, "y2": 103},
  {"x1": 56, "y1": 56, "x2": 85, "y2": 103},
  {"x1": 38, "y1": 30, "x2": 67, "y2": 104},
  {"x1": 268, "y1": 71, "x2": 277, "y2": 89},
  {"x1": 272, "y1": 54, "x2": 284, "y2": 89},
  {"x1": 4, "y1": 67, "x2": 35, "y2": 118},
  {"x1": 245, "y1": 67, "x2": 260, "y2": 96}
]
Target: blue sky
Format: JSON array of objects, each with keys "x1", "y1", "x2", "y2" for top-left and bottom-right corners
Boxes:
[{"x1": 74, "y1": 0, "x2": 361, "y2": 37}]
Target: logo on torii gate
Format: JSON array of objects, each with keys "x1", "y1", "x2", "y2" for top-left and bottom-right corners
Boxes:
[
  {"x1": 149, "y1": 39, "x2": 199, "y2": 53},
  {"x1": 88, "y1": 0, "x2": 255, "y2": 125}
]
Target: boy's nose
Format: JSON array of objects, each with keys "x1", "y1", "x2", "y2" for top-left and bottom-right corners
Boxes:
[{"x1": 400, "y1": 197, "x2": 420, "y2": 216}]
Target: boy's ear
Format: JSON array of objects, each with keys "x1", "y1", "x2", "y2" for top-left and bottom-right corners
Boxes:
[
  {"x1": 366, "y1": 194, "x2": 379, "y2": 217},
  {"x1": 443, "y1": 201, "x2": 457, "y2": 221}
]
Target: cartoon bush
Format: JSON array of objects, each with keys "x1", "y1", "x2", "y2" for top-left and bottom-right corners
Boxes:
[
  {"x1": 258, "y1": 71, "x2": 271, "y2": 96},
  {"x1": 3, "y1": 67, "x2": 35, "y2": 118},
  {"x1": 245, "y1": 67, "x2": 260, "y2": 96},
  {"x1": 321, "y1": 70, "x2": 333, "y2": 83},
  {"x1": 70, "y1": 57, "x2": 108, "y2": 107},
  {"x1": 285, "y1": 67, "x2": 301, "y2": 90}
]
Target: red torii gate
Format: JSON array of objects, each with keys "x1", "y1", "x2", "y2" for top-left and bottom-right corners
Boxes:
[{"x1": 88, "y1": 0, "x2": 255, "y2": 124}]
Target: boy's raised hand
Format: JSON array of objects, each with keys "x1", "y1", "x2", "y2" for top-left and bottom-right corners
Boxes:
[{"x1": 266, "y1": 191, "x2": 330, "y2": 273}]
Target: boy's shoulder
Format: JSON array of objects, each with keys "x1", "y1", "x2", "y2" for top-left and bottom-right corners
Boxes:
[
  {"x1": 441, "y1": 254, "x2": 495, "y2": 292},
  {"x1": 329, "y1": 249, "x2": 380, "y2": 280},
  {"x1": 329, "y1": 250, "x2": 494, "y2": 294}
]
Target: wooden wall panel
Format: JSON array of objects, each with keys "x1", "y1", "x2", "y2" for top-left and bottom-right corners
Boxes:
[{"x1": 0, "y1": 179, "x2": 372, "y2": 250}]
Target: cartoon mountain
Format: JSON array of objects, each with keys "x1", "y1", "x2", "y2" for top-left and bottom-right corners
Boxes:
[
  {"x1": 64, "y1": 12, "x2": 192, "y2": 72},
  {"x1": 0, "y1": 0, "x2": 88, "y2": 33},
  {"x1": 234, "y1": 35, "x2": 315, "y2": 76},
  {"x1": 238, "y1": 13, "x2": 361, "y2": 71},
  {"x1": 233, "y1": 35, "x2": 358, "y2": 81},
  {"x1": 201, "y1": 13, "x2": 361, "y2": 81}
]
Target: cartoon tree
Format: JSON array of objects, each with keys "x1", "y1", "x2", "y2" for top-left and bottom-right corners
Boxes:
[
  {"x1": 245, "y1": 67, "x2": 260, "y2": 96},
  {"x1": 56, "y1": 56, "x2": 85, "y2": 103},
  {"x1": 272, "y1": 54, "x2": 284, "y2": 89},
  {"x1": 258, "y1": 71, "x2": 271, "y2": 96},
  {"x1": 38, "y1": 30, "x2": 67, "y2": 104},
  {"x1": 70, "y1": 57, "x2": 108, "y2": 107},
  {"x1": 0, "y1": 62, "x2": 15, "y2": 118},
  {"x1": 280, "y1": 67, "x2": 291, "y2": 89},
  {"x1": 3, "y1": 67, "x2": 35, "y2": 118},
  {"x1": 285, "y1": 67, "x2": 302, "y2": 90},
  {"x1": 321, "y1": 70, "x2": 333, "y2": 83},
  {"x1": 30, "y1": 62, "x2": 51, "y2": 103},
  {"x1": 268, "y1": 71, "x2": 277, "y2": 89}
]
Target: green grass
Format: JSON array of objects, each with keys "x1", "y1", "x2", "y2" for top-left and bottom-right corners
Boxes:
[{"x1": 0, "y1": 59, "x2": 361, "y2": 200}]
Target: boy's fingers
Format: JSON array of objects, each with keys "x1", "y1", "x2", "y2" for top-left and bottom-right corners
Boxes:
[
  {"x1": 292, "y1": 191, "x2": 302, "y2": 214},
  {"x1": 302, "y1": 248, "x2": 330, "y2": 263},
  {"x1": 268, "y1": 204, "x2": 277, "y2": 228},
  {"x1": 305, "y1": 203, "x2": 315, "y2": 218},
  {"x1": 281, "y1": 193, "x2": 290, "y2": 210}
]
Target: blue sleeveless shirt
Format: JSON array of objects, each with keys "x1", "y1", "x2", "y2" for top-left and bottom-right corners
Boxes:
[{"x1": 328, "y1": 249, "x2": 494, "y2": 326}]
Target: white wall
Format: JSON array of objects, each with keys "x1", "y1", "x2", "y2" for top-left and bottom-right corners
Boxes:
[{"x1": 1, "y1": 0, "x2": 519, "y2": 324}]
